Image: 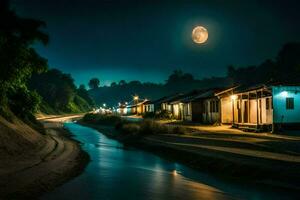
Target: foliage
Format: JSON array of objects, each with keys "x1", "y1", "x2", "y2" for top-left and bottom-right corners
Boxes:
[
  {"x1": 118, "y1": 119, "x2": 185, "y2": 136},
  {"x1": 82, "y1": 113, "x2": 123, "y2": 126},
  {"x1": 29, "y1": 69, "x2": 94, "y2": 113},
  {"x1": 142, "y1": 112, "x2": 155, "y2": 119},
  {"x1": 155, "y1": 110, "x2": 173, "y2": 119},
  {"x1": 88, "y1": 78, "x2": 100, "y2": 89},
  {"x1": 89, "y1": 72, "x2": 227, "y2": 107},
  {"x1": 227, "y1": 42, "x2": 300, "y2": 85},
  {"x1": 77, "y1": 84, "x2": 95, "y2": 106},
  {"x1": 8, "y1": 87, "x2": 41, "y2": 119},
  {"x1": 0, "y1": 0, "x2": 48, "y2": 121}
]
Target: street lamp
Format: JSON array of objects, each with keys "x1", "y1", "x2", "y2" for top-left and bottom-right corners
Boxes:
[{"x1": 133, "y1": 95, "x2": 139, "y2": 101}]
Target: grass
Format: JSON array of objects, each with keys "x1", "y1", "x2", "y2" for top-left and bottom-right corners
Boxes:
[
  {"x1": 82, "y1": 113, "x2": 123, "y2": 126},
  {"x1": 118, "y1": 119, "x2": 185, "y2": 136}
]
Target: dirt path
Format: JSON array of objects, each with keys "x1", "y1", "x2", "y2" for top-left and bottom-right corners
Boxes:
[{"x1": 0, "y1": 115, "x2": 88, "y2": 199}]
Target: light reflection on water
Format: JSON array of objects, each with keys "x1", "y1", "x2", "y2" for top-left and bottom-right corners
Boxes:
[{"x1": 42, "y1": 123, "x2": 298, "y2": 200}]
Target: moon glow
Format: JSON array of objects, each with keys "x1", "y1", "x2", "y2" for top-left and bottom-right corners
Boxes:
[{"x1": 192, "y1": 26, "x2": 208, "y2": 44}]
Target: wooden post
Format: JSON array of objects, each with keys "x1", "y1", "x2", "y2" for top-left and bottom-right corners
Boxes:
[
  {"x1": 232, "y1": 91, "x2": 235, "y2": 126},
  {"x1": 256, "y1": 90, "x2": 259, "y2": 130}
]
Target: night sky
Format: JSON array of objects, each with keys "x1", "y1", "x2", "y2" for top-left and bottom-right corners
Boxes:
[{"x1": 13, "y1": 0, "x2": 300, "y2": 86}]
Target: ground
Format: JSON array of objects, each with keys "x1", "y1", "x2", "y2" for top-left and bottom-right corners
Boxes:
[
  {"x1": 118, "y1": 116, "x2": 300, "y2": 190},
  {"x1": 0, "y1": 114, "x2": 88, "y2": 199}
]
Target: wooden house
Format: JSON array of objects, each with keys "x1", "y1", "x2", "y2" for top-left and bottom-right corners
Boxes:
[
  {"x1": 216, "y1": 84, "x2": 300, "y2": 132},
  {"x1": 126, "y1": 100, "x2": 148, "y2": 115},
  {"x1": 182, "y1": 89, "x2": 221, "y2": 124}
]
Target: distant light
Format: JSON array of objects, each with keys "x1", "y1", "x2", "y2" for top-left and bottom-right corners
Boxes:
[
  {"x1": 103, "y1": 103, "x2": 106, "y2": 107},
  {"x1": 134, "y1": 96, "x2": 139, "y2": 101},
  {"x1": 118, "y1": 102, "x2": 121, "y2": 106},
  {"x1": 125, "y1": 102, "x2": 128, "y2": 105},
  {"x1": 280, "y1": 91, "x2": 288, "y2": 97},
  {"x1": 231, "y1": 95, "x2": 238, "y2": 100},
  {"x1": 173, "y1": 170, "x2": 177, "y2": 176}
]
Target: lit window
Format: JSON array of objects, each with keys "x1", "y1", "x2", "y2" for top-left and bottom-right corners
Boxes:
[{"x1": 286, "y1": 98, "x2": 294, "y2": 110}]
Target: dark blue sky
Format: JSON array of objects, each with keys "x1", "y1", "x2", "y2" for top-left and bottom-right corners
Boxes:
[{"x1": 13, "y1": 0, "x2": 300, "y2": 86}]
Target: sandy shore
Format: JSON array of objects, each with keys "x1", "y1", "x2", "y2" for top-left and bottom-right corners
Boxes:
[{"x1": 0, "y1": 115, "x2": 89, "y2": 199}]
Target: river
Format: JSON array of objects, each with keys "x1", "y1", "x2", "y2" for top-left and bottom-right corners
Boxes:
[{"x1": 42, "y1": 122, "x2": 296, "y2": 200}]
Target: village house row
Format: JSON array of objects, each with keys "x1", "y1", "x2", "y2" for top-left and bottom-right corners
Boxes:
[{"x1": 118, "y1": 84, "x2": 300, "y2": 132}]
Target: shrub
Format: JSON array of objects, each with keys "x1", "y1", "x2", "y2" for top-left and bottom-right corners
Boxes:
[
  {"x1": 155, "y1": 110, "x2": 173, "y2": 119},
  {"x1": 82, "y1": 113, "x2": 122, "y2": 126},
  {"x1": 120, "y1": 123, "x2": 140, "y2": 135},
  {"x1": 142, "y1": 112, "x2": 155, "y2": 119}
]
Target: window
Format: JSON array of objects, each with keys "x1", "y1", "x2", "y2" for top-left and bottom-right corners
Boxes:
[
  {"x1": 266, "y1": 98, "x2": 270, "y2": 110},
  {"x1": 286, "y1": 98, "x2": 294, "y2": 110}
]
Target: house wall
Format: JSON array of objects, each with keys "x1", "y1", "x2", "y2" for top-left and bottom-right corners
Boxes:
[
  {"x1": 183, "y1": 103, "x2": 192, "y2": 121},
  {"x1": 202, "y1": 98, "x2": 220, "y2": 124},
  {"x1": 260, "y1": 97, "x2": 273, "y2": 124},
  {"x1": 233, "y1": 96, "x2": 273, "y2": 125},
  {"x1": 221, "y1": 96, "x2": 232, "y2": 124},
  {"x1": 172, "y1": 104, "x2": 180, "y2": 119},
  {"x1": 144, "y1": 104, "x2": 154, "y2": 113},
  {"x1": 272, "y1": 86, "x2": 300, "y2": 124}
]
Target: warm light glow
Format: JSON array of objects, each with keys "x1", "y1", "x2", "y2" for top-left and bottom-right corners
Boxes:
[
  {"x1": 231, "y1": 95, "x2": 238, "y2": 100},
  {"x1": 192, "y1": 26, "x2": 208, "y2": 44},
  {"x1": 173, "y1": 170, "x2": 177, "y2": 176},
  {"x1": 280, "y1": 91, "x2": 288, "y2": 97},
  {"x1": 133, "y1": 95, "x2": 139, "y2": 100}
]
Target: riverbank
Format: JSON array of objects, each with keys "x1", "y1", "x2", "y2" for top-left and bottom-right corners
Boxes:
[
  {"x1": 79, "y1": 120, "x2": 300, "y2": 193},
  {"x1": 0, "y1": 115, "x2": 89, "y2": 199}
]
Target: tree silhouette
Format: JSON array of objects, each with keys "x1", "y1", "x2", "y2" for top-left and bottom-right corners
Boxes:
[{"x1": 88, "y1": 78, "x2": 100, "y2": 89}]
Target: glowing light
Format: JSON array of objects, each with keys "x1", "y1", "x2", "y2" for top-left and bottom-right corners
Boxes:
[
  {"x1": 133, "y1": 96, "x2": 139, "y2": 101},
  {"x1": 173, "y1": 170, "x2": 178, "y2": 176},
  {"x1": 103, "y1": 103, "x2": 106, "y2": 107},
  {"x1": 192, "y1": 26, "x2": 208, "y2": 44},
  {"x1": 280, "y1": 91, "x2": 288, "y2": 97},
  {"x1": 231, "y1": 95, "x2": 238, "y2": 100}
]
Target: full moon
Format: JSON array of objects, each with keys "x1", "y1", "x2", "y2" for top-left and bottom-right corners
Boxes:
[{"x1": 192, "y1": 26, "x2": 208, "y2": 44}]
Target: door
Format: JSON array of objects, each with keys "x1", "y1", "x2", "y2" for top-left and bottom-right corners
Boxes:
[{"x1": 243, "y1": 101, "x2": 248, "y2": 123}]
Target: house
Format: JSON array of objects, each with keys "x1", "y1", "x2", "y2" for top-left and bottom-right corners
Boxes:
[
  {"x1": 216, "y1": 84, "x2": 300, "y2": 132},
  {"x1": 125, "y1": 99, "x2": 148, "y2": 115},
  {"x1": 143, "y1": 100, "x2": 154, "y2": 113},
  {"x1": 117, "y1": 103, "x2": 128, "y2": 115},
  {"x1": 181, "y1": 89, "x2": 221, "y2": 124},
  {"x1": 160, "y1": 93, "x2": 184, "y2": 114},
  {"x1": 168, "y1": 91, "x2": 201, "y2": 120}
]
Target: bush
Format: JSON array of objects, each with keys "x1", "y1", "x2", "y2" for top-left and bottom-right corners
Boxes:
[
  {"x1": 120, "y1": 123, "x2": 140, "y2": 135},
  {"x1": 82, "y1": 113, "x2": 122, "y2": 126},
  {"x1": 118, "y1": 119, "x2": 185, "y2": 136},
  {"x1": 142, "y1": 112, "x2": 155, "y2": 119},
  {"x1": 155, "y1": 110, "x2": 173, "y2": 119}
]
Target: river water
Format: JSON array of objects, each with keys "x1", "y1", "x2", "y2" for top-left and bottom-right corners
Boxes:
[{"x1": 42, "y1": 123, "x2": 297, "y2": 200}]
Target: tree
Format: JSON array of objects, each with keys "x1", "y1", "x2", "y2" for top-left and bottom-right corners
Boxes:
[
  {"x1": 276, "y1": 42, "x2": 300, "y2": 83},
  {"x1": 119, "y1": 80, "x2": 127, "y2": 86},
  {"x1": 29, "y1": 69, "x2": 76, "y2": 110},
  {"x1": 110, "y1": 82, "x2": 117, "y2": 87},
  {"x1": 88, "y1": 78, "x2": 100, "y2": 89},
  {"x1": 0, "y1": 0, "x2": 48, "y2": 120},
  {"x1": 77, "y1": 84, "x2": 95, "y2": 106}
]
